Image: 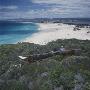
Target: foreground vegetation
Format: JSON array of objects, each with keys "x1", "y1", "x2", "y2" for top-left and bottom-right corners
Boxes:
[{"x1": 0, "y1": 39, "x2": 90, "y2": 90}]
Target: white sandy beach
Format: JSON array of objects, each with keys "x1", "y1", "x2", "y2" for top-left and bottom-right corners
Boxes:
[{"x1": 23, "y1": 23, "x2": 90, "y2": 45}]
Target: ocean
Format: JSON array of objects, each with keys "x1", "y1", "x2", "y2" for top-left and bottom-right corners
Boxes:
[{"x1": 0, "y1": 21, "x2": 38, "y2": 44}]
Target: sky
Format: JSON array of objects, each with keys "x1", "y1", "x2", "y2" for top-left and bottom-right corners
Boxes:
[{"x1": 0, "y1": 0, "x2": 90, "y2": 19}]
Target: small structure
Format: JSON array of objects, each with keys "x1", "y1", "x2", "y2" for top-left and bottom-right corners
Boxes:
[{"x1": 19, "y1": 47, "x2": 81, "y2": 64}]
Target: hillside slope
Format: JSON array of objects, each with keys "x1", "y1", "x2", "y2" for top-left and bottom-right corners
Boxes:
[{"x1": 0, "y1": 39, "x2": 90, "y2": 90}]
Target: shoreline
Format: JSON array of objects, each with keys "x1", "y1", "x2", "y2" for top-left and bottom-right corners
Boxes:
[{"x1": 23, "y1": 23, "x2": 90, "y2": 45}]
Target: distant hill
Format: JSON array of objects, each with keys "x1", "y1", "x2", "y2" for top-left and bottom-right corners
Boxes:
[{"x1": 1, "y1": 18, "x2": 90, "y2": 25}]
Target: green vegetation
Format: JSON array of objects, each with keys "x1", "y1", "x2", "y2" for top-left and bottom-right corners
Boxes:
[{"x1": 0, "y1": 39, "x2": 90, "y2": 90}]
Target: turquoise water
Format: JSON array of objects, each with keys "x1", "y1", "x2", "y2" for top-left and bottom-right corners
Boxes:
[{"x1": 0, "y1": 22, "x2": 39, "y2": 44}]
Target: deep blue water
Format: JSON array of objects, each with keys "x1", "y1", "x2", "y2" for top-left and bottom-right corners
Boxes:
[{"x1": 0, "y1": 22, "x2": 39, "y2": 44}]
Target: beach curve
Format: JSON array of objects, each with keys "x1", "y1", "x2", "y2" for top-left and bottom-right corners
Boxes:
[{"x1": 23, "y1": 23, "x2": 90, "y2": 45}]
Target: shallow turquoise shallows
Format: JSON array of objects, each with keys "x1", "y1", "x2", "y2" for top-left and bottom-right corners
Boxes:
[{"x1": 0, "y1": 21, "x2": 39, "y2": 44}]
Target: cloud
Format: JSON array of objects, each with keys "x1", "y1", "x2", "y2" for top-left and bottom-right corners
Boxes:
[
  {"x1": 0, "y1": 6, "x2": 18, "y2": 10},
  {"x1": 1, "y1": 7, "x2": 89, "y2": 20},
  {"x1": 32, "y1": 0, "x2": 62, "y2": 4},
  {"x1": 0, "y1": 0, "x2": 90, "y2": 19},
  {"x1": 33, "y1": 0, "x2": 90, "y2": 7},
  {"x1": 0, "y1": 8, "x2": 65, "y2": 19}
]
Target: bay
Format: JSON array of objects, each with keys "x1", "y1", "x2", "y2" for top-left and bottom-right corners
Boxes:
[{"x1": 0, "y1": 21, "x2": 38, "y2": 44}]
